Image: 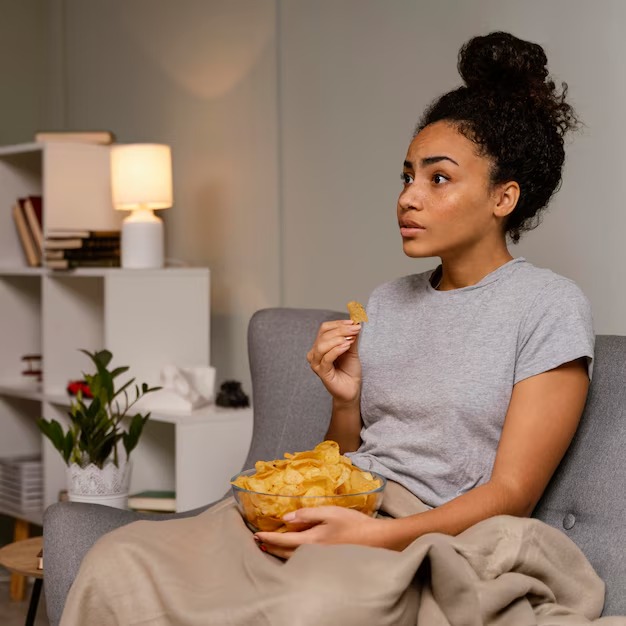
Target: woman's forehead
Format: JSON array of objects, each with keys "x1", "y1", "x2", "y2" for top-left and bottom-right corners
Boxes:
[{"x1": 407, "y1": 121, "x2": 482, "y2": 166}]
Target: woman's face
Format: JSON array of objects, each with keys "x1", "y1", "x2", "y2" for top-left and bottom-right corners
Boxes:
[{"x1": 397, "y1": 120, "x2": 505, "y2": 260}]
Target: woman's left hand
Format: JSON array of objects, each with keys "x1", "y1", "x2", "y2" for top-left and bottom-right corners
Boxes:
[{"x1": 254, "y1": 506, "x2": 397, "y2": 559}]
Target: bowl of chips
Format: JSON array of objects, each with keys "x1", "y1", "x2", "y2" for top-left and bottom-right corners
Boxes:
[{"x1": 231, "y1": 441, "x2": 386, "y2": 532}]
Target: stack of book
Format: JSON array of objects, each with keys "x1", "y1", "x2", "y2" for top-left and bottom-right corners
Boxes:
[
  {"x1": 11, "y1": 190, "x2": 122, "y2": 270},
  {"x1": 45, "y1": 229, "x2": 121, "y2": 269},
  {"x1": 12, "y1": 195, "x2": 43, "y2": 267}
]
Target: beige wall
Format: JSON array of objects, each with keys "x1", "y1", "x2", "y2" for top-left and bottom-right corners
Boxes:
[
  {"x1": 0, "y1": 0, "x2": 45, "y2": 145},
  {"x1": 47, "y1": 0, "x2": 281, "y2": 393},
  {"x1": 3, "y1": 0, "x2": 625, "y2": 391},
  {"x1": 279, "y1": 0, "x2": 626, "y2": 337}
]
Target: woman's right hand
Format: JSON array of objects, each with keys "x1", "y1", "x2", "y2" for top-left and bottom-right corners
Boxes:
[{"x1": 307, "y1": 320, "x2": 362, "y2": 404}]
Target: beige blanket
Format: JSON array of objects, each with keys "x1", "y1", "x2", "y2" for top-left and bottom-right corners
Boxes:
[{"x1": 61, "y1": 482, "x2": 626, "y2": 625}]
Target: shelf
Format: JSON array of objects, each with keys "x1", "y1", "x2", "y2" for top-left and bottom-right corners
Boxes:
[
  {"x1": 45, "y1": 392, "x2": 251, "y2": 425},
  {"x1": 0, "y1": 266, "x2": 205, "y2": 278},
  {"x1": 0, "y1": 383, "x2": 43, "y2": 402},
  {"x1": 0, "y1": 142, "x2": 42, "y2": 157},
  {"x1": 0, "y1": 140, "x2": 222, "y2": 512},
  {"x1": 0, "y1": 506, "x2": 42, "y2": 527},
  {"x1": 0, "y1": 267, "x2": 45, "y2": 277},
  {"x1": 44, "y1": 392, "x2": 72, "y2": 407},
  {"x1": 150, "y1": 405, "x2": 253, "y2": 425},
  {"x1": 47, "y1": 266, "x2": 206, "y2": 277}
]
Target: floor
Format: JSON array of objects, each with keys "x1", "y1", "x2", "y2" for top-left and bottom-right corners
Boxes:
[{"x1": 0, "y1": 577, "x2": 50, "y2": 626}]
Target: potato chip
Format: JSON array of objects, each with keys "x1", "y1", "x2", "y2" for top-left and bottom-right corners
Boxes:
[
  {"x1": 231, "y1": 440, "x2": 384, "y2": 532},
  {"x1": 346, "y1": 301, "x2": 368, "y2": 323}
]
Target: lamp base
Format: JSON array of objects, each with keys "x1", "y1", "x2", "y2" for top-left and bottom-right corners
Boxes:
[{"x1": 121, "y1": 210, "x2": 164, "y2": 269}]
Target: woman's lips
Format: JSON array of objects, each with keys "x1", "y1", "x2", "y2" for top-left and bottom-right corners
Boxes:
[{"x1": 400, "y1": 226, "x2": 425, "y2": 237}]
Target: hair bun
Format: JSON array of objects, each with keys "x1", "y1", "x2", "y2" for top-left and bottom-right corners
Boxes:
[{"x1": 458, "y1": 31, "x2": 549, "y2": 91}]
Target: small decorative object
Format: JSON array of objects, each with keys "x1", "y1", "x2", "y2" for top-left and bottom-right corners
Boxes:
[
  {"x1": 37, "y1": 349, "x2": 161, "y2": 508},
  {"x1": 21, "y1": 354, "x2": 42, "y2": 383},
  {"x1": 142, "y1": 365, "x2": 216, "y2": 413},
  {"x1": 215, "y1": 380, "x2": 250, "y2": 408},
  {"x1": 111, "y1": 143, "x2": 173, "y2": 269}
]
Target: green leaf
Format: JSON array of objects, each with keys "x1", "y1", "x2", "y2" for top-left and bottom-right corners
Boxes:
[
  {"x1": 110, "y1": 366, "x2": 130, "y2": 379},
  {"x1": 123, "y1": 413, "x2": 150, "y2": 457},
  {"x1": 63, "y1": 431, "x2": 75, "y2": 464},
  {"x1": 37, "y1": 418, "x2": 66, "y2": 455},
  {"x1": 79, "y1": 349, "x2": 112, "y2": 370},
  {"x1": 80, "y1": 349, "x2": 114, "y2": 400}
]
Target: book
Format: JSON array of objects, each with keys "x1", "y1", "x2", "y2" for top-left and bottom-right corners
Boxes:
[
  {"x1": 23, "y1": 196, "x2": 43, "y2": 256},
  {"x1": 45, "y1": 247, "x2": 121, "y2": 261},
  {"x1": 46, "y1": 228, "x2": 120, "y2": 239},
  {"x1": 45, "y1": 232, "x2": 121, "y2": 251},
  {"x1": 34, "y1": 130, "x2": 116, "y2": 145},
  {"x1": 128, "y1": 490, "x2": 176, "y2": 512},
  {"x1": 46, "y1": 257, "x2": 121, "y2": 270},
  {"x1": 12, "y1": 202, "x2": 39, "y2": 266}
]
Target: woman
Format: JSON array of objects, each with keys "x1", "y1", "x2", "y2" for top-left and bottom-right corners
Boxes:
[
  {"x1": 254, "y1": 30, "x2": 593, "y2": 558},
  {"x1": 61, "y1": 31, "x2": 595, "y2": 624}
]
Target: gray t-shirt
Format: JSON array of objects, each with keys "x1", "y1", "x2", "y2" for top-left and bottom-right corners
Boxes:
[{"x1": 347, "y1": 257, "x2": 594, "y2": 508}]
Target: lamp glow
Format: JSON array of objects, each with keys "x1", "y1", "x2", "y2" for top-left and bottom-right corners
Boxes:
[{"x1": 111, "y1": 144, "x2": 173, "y2": 269}]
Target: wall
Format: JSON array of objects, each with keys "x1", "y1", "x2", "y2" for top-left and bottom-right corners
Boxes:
[
  {"x1": 46, "y1": 0, "x2": 281, "y2": 393},
  {"x1": 279, "y1": 0, "x2": 626, "y2": 336},
  {"x1": 0, "y1": 0, "x2": 45, "y2": 145},
  {"x1": 2, "y1": 0, "x2": 625, "y2": 394}
]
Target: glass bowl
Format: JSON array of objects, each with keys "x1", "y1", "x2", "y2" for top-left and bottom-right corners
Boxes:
[{"x1": 231, "y1": 468, "x2": 387, "y2": 533}]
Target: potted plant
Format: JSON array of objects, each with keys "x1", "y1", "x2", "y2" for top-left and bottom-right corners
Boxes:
[{"x1": 38, "y1": 349, "x2": 160, "y2": 508}]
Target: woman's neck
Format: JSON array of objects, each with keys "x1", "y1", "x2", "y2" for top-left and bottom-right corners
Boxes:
[{"x1": 435, "y1": 248, "x2": 514, "y2": 291}]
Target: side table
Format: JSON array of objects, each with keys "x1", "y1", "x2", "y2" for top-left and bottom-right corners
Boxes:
[{"x1": 0, "y1": 536, "x2": 43, "y2": 626}]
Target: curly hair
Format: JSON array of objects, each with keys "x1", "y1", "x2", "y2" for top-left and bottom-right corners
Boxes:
[{"x1": 416, "y1": 31, "x2": 579, "y2": 243}]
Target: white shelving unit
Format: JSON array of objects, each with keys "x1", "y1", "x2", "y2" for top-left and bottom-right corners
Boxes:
[{"x1": 0, "y1": 142, "x2": 253, "y2": 524}]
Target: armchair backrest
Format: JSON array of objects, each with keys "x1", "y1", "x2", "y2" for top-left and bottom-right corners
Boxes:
[
  {"x1": 532, "y1": 335, "x2": 626, "y2": 615},
  {"x1": 245, "y1": 309, "x2": 626, "y2": 615},
  {"x1": 243, "y1": 307, "x2": 347, "y2": 469}
]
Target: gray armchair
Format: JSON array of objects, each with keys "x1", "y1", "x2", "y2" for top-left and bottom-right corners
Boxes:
[{"x1": 43, "y1": 308, "x2": 626, "y2": 624}]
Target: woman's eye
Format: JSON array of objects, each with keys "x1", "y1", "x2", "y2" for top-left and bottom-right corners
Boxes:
[
  {"x1": 401, "y1": 172, "x2": 414, "y2": 185},
  {"x1": 432, "y1": 173, "x2": 449, "y2": 185}
]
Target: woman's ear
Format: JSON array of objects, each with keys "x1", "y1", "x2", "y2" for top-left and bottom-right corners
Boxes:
[{"x1": 493, "y1": 181, "x2": 520, "y2": 218}]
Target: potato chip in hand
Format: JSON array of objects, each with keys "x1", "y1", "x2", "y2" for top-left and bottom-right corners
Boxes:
[{"x1": 346, "y1": 301, "x2": 368, "y2": 323}]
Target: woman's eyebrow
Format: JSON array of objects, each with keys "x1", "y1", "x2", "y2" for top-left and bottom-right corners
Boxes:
[
  {"x1": 421, "y1": 155, "x2": 460, "y2": 167},
  {"x1": 403, "y1": 156, "x2": 459, "y2": 169}
]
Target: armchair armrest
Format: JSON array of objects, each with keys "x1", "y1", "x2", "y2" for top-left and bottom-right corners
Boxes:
[{"x1": 43, "y1": 500, "x2": 215, "y2": 626}]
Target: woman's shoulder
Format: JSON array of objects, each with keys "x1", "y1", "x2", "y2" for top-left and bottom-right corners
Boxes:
[
  {"x1": 508, "y1": 259, "x2": 590, "y2": 305},
  {"x1": 507, "y1": 261, "x2": 593, "y2": 346},
  {"x1": 367, "y1": 270, "x2": 433, "y2": 302}
]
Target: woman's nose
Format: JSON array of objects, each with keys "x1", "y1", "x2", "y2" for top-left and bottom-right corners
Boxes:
[{"x1": 398, "y1": 184, "x2": 422, "y2": 212}]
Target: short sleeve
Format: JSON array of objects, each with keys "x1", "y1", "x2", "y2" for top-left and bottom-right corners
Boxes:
[{"x1": 514, "y1": 278, "x2": 594, "y2": 385}]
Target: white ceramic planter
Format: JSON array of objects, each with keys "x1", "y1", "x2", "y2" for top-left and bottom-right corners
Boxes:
[{"x1": 67, "y1": 459, "x2": 132, "y2": 509}]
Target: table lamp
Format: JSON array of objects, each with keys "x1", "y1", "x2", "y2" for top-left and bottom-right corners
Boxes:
[{"x1": 111, "y1": 144, "x2": 173, "y2": 268}]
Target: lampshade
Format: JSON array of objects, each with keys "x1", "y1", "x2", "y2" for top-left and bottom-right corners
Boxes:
[{"x1": 111, "y1": 144, "x2": 173, "y2": 210}]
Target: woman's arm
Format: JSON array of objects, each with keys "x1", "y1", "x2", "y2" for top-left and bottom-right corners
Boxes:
[
  {"x1": 325, "y1": 399, "x2": 362, "y2": 454},
  {"x1": 257, "y1": 357, "x2": 590, "y2": 556},
  {"x1": 372, "y1": 356, "x2": 591, "y2": 549},
  {"x1": 307, "y1": 319, "x2": 364, "y2": 453}
]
